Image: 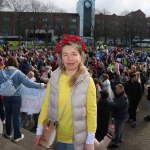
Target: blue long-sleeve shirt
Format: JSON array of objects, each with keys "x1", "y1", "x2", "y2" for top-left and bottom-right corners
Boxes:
[{"x1": 0, "y1": 66, "x2": 43, "y2": 96}]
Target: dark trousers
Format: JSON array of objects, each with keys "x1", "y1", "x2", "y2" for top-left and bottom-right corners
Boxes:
[
  {"x1": 96, "y1": 117, "x2": 109, "y2": 141},
  {"x1": 33, "y1": 113, "x2": 39, "y2": 129},
  {"x1": 113, "y1": 118, "x2": 125, "y2": 145},
  {"x1": 0, "y1": 97, "x2": 5, "y2": 121},
  {"x1": 3, "y1": 96, "x2": 22, "y2": 139},
  {"x1": 96, "y1": 102, "x2": 110, "y2": 141},
  {"x1": 128, "y1": 101, "x2": 139, "y2": 122}
]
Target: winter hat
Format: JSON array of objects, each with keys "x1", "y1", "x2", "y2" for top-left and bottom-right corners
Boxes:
[
  {"x1": 121, "y1": 76, "x2": 129, "y2": 84},
  {"x1": 130, "y1": 73, "x2": 136, "y2": 78},
  {"x1": 100, "y1": 90, "x2": 109, "y2": 99}
]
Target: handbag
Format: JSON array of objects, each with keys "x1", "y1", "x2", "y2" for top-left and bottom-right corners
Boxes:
[
  {"x1": 39, "y1": 93, "x2": 72, "y2": 149},
  {"x1": 38, "y1": 120, "x2": 58, "y2": 149}
]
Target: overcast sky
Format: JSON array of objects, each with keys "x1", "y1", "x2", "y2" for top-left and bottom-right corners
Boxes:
[{"x1": 43, "y1": 0, "x2": 150, "y2": 17}]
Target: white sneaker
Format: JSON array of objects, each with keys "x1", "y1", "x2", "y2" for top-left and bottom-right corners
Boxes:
[
  {"x1": 2, "y1": 120, "x2": 5, "y2": 124},
  {"x1": 4, "y1": 133, "x2": 13, "y2": 140},
  {"x1": 14, "y1": 134, "x2": 24, "y2": 142},
  {"x1": 136, "y1": 108, "x2": 139, "y2": 112}
]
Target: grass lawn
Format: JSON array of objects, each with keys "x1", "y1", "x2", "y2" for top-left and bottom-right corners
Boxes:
[
  {"x1": 136, "y1": 48, "x2": 150, "y2": 52},
  {"x1": 4, "y1": 41, "x2": 150, "y2": 52},
  {"x1": 7, "y1": 41, "x2": 54, "y2": 50}
]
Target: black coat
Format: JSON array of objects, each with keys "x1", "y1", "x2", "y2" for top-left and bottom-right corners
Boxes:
[
  {"x1": 124, "y1": 80, "x2": 142, "y2": 103},
  {"x1": 147, "y1": 87, "x2": 150, "y2": 100},
  {"x1": 96, "y1": 98, "x2": 110, "y2": 141},
  {"x1": 109, "y1": 93, "x2": 129, "y2": 120}
]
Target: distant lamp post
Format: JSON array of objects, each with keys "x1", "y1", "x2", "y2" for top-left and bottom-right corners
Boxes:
[
  {"x1": 56, "y1": 24, "x2": 63, "y2": 41},
  {"x1": 91, "y1": 25, "x2": 95, "y2": 49},
  {"x1": 91, "y1": 25, "x2": 94, "y2": 37}
]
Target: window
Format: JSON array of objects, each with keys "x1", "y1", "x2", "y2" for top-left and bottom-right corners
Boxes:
[
  {"x1": 43, "y1": 18, "x2": 48, "y2": 22},
  {"x1": 69, "y1": 18, "x2": 77, "y2": 24},
  {"x1": 69, "y1": 23, "x2": 77, "y2": 35},
  {"x1": 30, "y1": 17, "x2": 35, "y2": 27},
  {"x1": 3, "y1": 17, "x2": 9, "y2": 22},
  {"x1": 96, "y1": 20, "x2": 101, "y2": 25},
  {"x1": 72, "y1": 18, "x2": 76, "y2": 23},
  {"x1": 2, "y1": 17, "x2": 9, "y2": 35},
  {"x1": 56, "y1": 18, "x2": 63, "y2": 23},
  {"x1": 69, "y1": 24, "x2": 76, "y2": 29},
  {"x1": 30, "y1": 17, "x2": 34, "y2": 22},
  {"x1": 147, "y1": 23, "x2": 150, "y2": 28}
]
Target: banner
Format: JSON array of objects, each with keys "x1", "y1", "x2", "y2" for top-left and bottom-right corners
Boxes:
[{"x1": 21, "y1": 86, "x2": 45, "y2": 114}]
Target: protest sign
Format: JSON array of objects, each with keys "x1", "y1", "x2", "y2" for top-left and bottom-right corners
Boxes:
[{"x1": 21, "y1": 86, "x2": 45, "y2": 114}]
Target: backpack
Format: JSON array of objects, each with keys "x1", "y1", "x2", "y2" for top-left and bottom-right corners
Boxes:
[{"x1": 0, "y1": 70, "x2": 19, "y2": 96}]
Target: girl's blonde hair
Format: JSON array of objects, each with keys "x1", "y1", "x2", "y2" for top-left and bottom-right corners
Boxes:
[{"x1": 59, "y1": 42, "x2": 87, "y2": 87}]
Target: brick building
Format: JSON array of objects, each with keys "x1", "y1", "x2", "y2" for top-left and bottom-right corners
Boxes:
[
  {"x1": 0, "y1": 11, "x2": 79, "y2": 43},
  {"x1": 0, "y1": 9, "x2": 150, "y2": 45},
  {"x1": 95, "y1": 9, "x2": 149, "y2": 46}
]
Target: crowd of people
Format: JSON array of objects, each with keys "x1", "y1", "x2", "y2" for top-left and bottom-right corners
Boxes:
[{"x1": 0, "y1": 34, "x2": 150, "y2": 150}]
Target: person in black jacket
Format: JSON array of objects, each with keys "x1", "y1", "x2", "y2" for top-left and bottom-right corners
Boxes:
[
  {"x1": 96, "y1": 90, "x2": 110, "y2": 142},
  {"x1": 108, "y1": 84, "x2": 129, "y2": 149},
  {"x1": 124, "y1": 73, "x2": 142, "y2": 128},
  {"x1": 144, "y1": 78, "x2": 150, "y2": 121}
]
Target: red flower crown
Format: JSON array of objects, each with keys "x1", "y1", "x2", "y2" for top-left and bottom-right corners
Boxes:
[{"x1": 55, "y1": 34, "x2": 86, "y2": 54}]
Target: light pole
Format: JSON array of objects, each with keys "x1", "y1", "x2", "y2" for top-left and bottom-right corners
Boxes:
[
  {"x1": 91, "y1": 25, "x2": 95, "y2": 49},
  {"x1": 91, "y1": 25, "x2": 94, "y2": 37}
]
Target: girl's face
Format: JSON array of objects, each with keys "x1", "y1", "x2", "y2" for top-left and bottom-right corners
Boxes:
[{"x1": 61, "y1": 45, "x2": 82, "y2": 72}]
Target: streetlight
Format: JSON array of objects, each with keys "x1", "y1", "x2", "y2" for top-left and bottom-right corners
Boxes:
[{"x1": 91, "y1": 25, "x2": 95, "y2": 49}]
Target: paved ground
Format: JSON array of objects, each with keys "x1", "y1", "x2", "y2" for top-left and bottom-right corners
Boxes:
[
  {"x1": 109, "y1": 94, "x2": 150, "y2": 150},
  {"x1": 0, "y1": 94, "x2": 150, "y2": 150}
]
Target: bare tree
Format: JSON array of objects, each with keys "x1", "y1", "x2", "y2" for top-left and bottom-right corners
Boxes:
[
  {"x1": 2, "y1": 0, "x2": 66, "y2": 41},
  {"x1": 27, "y1": 0, "x2": 53, "y2": 42},
  {"x1": 119, "y1": 10, "x2": 131, "y2": 46},
  {"x1": 28, "y1": 0, "x2": 66, "y2": 13},
  {"x1": 95, "y1": 9, "x2": 111, "y2": 44},
  {"x1": 4, "y1": 0, "x2": 30, "y2": 12},
  {"x1": 28, "y1": 0, "x2": 50, "y2": 12},
  {"x1": 0, "y1": 0, "x2": 5, "y2": 10},
  {"x1": 56, "y1": 8, "x2": 67, "y2": 13},
  {"x1": 119, "y1": 10, "x2": 130, "y2": 16},
  {"x1": 102, "y1": 9, "x2": 111, "y2": 44},
  {"x1": 2, "y1": 0, "x2": 31, "y2": 36},
  {"x1": 95, "y1": 8, "x2": 101, "y2": 14},
  {"x1": 99, "y1": 8, "x2": 110, "y2": 15},
  {"x1": 3, "y1": 0, "x2": 65, "y2": 13},
  {"x1": 109, "y1": 14, "x2": 120, "y2": 46}
]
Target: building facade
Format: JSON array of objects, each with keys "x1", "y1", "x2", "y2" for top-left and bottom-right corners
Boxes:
[
  {"x1": 95, "y1": 9, "x2": 149, "y2": 46},
  {"x1": 0, "y1": 0, "x2": 150, "y2": 46},
  {"x1": 77, "y1": 0, "x2": 95, "y2": 37},
  {"x1": 0, "y1": 11, "x2": 80, "y2": 43}
]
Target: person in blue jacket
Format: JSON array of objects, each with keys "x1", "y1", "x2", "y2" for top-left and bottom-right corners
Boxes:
[{"x1": 0, "y1": 56, "x2": 46, "y2": 143}]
